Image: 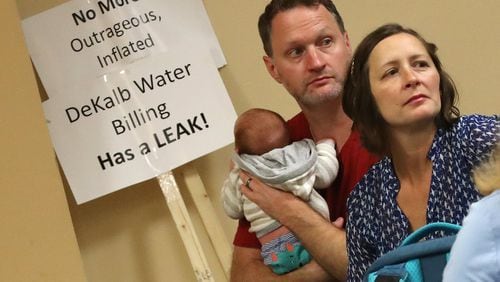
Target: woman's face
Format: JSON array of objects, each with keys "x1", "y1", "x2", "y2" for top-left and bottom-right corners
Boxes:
[{"x1": 368, "y1": 33, "x2": 441, "y2": 130}]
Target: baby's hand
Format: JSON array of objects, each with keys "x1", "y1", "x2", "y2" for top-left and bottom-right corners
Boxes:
[
  {"x1": 316, "y1": 138, "x2": 336, "y2": 146},
  {"x1": 331, "y1": 217, "x2": 344, "y2": 229}
]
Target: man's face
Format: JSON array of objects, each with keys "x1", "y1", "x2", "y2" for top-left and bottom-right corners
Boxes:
[{"x1": 263, "y1": 5, "x2": 352, "y2": 107}]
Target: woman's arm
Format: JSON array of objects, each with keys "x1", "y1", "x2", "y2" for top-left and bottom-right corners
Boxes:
[{"x1": 459, "y1": 115, "x2": 499, "y2": 164}]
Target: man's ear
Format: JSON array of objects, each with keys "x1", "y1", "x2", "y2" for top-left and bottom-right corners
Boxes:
[
  {"x1": 344, "y1": 32, "x2": 352, "y2": 54},
  {"x1": 263, "y1": 55, "x2": 282, "y2": 84}
]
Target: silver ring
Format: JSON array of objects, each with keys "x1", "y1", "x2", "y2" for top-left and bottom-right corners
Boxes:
[{"x1": 245, "y1": 177, "x2": 253, "y2": 189}]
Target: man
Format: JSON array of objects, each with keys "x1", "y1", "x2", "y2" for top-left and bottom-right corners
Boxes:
[{"x1": 230, "y1": 0, "x2": 378, "y2": 281}]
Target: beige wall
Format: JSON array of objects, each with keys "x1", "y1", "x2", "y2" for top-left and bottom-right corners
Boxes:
[
  {"x1": 8, "y1": 1, "x2": 499, "y2": 281},
  {"x1": 0, "y1": 0, "x2": 86, "y2": 281}
]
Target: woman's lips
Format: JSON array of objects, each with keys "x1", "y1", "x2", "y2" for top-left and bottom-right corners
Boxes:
[{"x1": 404, "y1": 94, "x2": 427, "y2": 105}]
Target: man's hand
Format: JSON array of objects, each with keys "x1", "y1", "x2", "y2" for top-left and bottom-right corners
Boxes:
[
  {"x1": 239, "y1": 171, "x2": 348, "y2": 280},
  {"x1": 239, "y1": 171, "x2": 300, "y2": 223},
  {"x1": 230, "y1": 246, "x2": 332, "y2": 282}
]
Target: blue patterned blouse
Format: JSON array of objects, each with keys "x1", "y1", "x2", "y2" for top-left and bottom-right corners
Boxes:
[{"x1": 346, "y1": 115, "x2": 499, "y2": 281}]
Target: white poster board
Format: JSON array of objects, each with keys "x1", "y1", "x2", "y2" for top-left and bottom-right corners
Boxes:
[{"x1": 22, "y1": 0, "x2": 236, "y2": 204}]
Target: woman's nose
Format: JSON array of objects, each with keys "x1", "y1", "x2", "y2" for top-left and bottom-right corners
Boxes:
[{"x1": 403, "y1": 68, "x2": 420, "y2": 88}]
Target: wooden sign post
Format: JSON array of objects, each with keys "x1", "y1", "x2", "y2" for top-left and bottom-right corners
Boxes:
[
  {"x1": 157, "y1": 171, "x2": 215, "y2": 282},
  {"x1": 180, "y1": 164, "x2": 232, "y2": 278}
]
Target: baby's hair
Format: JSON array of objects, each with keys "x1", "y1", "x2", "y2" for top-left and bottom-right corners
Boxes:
[
  {"x1": 473, "y1": 144, "x2": 500, "y2": 195},
  {"x1": 234, "y1": 108, "x2": 290, "y2": 155}
]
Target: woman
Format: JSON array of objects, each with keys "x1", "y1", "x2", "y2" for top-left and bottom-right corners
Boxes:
[{"x1": 342, "y1": 23, "x2": 498, "y2": 281}]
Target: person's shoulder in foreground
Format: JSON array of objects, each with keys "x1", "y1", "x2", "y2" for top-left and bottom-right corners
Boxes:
[{"x1": 443, "y1": 144, "x2": 500, "y2": 282}]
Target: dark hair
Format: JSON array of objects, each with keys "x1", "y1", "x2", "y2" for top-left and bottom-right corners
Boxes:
[
  {"x1": 234, "y1": 108, "x2": 290, "y2": 155},
  {"x1": 258, "y1": 0, "x2": 345, "y2": 57},
  {"x1": 343, "y1": 23, "x2": 460, "y2": 155}
]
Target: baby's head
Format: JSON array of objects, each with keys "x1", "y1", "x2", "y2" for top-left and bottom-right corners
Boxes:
[
  {"x1": 234, "y1": 108, "x2": 290, "y2": 155},
  {"x1": 473, "y1": 144, "x2": 500, "y2": 196}
]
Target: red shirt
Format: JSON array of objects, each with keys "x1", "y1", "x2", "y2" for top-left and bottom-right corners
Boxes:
[{"x1": 233, "y1": 112, "x2": 379, "y2": 248}]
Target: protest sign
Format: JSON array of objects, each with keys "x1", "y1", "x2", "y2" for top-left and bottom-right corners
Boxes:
[
  {"x1": 23, "y1": 0, "x2": 226, "y2": 99},
  {"x1": 22, "y1": 0, "x2": 236, "y2": 204}
]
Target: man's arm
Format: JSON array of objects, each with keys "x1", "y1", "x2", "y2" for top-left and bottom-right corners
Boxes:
[
  {"x1": 230, "y1": 246, "x2": 333, "y2": 282},
  {"x1": 240, "y1": 173, "x2": 348, "y2": 280},
  {"x1": 279, "y1": 193, "x2": 348, "y2": 280}
]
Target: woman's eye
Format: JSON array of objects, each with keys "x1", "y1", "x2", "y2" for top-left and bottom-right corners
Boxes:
[
  {"x1": 414, "y1": 60, "x2": 430, "y2": 68},
  {"x1": 383, "y1": 68, "x2": 398, "y2": 78}
]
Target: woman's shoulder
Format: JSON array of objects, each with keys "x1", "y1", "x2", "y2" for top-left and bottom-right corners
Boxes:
[
  {"x1": 348, "y1": 158, "x2": 391, "y2": 207},
  {"x1": 459, "y1": 113, "x2": 498, "y2": 122},
  {"x1": 438, "y1": 114, "x2": 498, "y2": 144},
  {"x1": 357, "y1": 158, "x2": 391, "y2": 183},
  {"x1": 453, "y1": 114, "x2": 499, "y2": 130}
]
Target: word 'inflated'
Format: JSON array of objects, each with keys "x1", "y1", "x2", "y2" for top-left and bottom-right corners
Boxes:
[{"x1": 97, "y1": 33, "x2": 155, "y2": 68}]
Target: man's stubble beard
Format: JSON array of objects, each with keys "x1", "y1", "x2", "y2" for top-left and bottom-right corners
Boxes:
[
  {"x1": 295, "y1": 80, "x2": 344, "y2": 107},
  {"x1": 295, "y1": 57, "x2": 350, "y2": 107}
]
